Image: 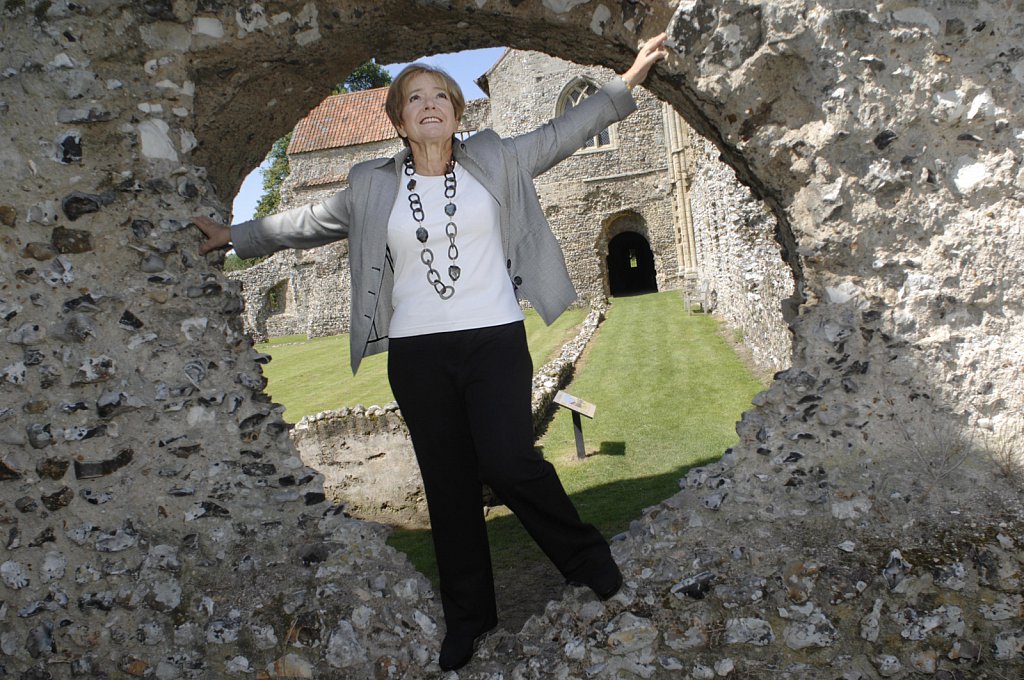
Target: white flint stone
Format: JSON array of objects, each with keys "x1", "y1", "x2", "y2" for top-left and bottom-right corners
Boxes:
[
  {"x1": 237, "y1": 4, "x2": 270, "y2": 33},
  {"x1": 605, "y1": 612, "x2": 659, "y2": 654},
  {"x1": 724, "y1": 618, "x2": 774, "y2": 646},
  {"x1": 180, "y1": 129, "x2": 197, "y2": 154},
  {"x1": 155, "y1": 661, "x2": 181, "y2": 680},
  {"x1": 27, "y1": 200, "x2": 59, "y2": 224},
  {"x1": 590, "y1": 4, "x2": 611, "y2": 35},
  {"x1": 226, "y1": 656, "x2": 250, "y2": 673},
  {"x1": 992, "y1": 630, "x2": 1024, "y2": 660},
  {"x1": 151, "y1": 580, "x2": 182, "y2": 611},
  {"x1": 543, "y1": 0, "x2": 591, "y2": 13},
  {"x1": 49, "y1": 52, "x2": 74, "y2": 69},
  {"x1": 192, "y1": 18, "x2": 225, "y2": 38},
  {"x1": 7, "y1": 323, "x2": 45, "y2": 345},
  {"x1": 933, "y1": 90, "x2": 965, "y2": 122},
  {"x1": 714, "y1": 658, "x2": 735, "y2": 675},
  {"x1": 952, "y1": 155, "x2": 988, "y2": 193},
  {"x1": 783, "y1": 610, "x2": 838, "y2": 649},
  {"x1": 967, "y1": 89, "x2": 995, "y2": 120},
  {"x1": 325, "y1": 620, "x2": 367, "y2": 668},
  {"x1": 824, "y1": 282, "x2": 862, "y2": 305},
  {"x1": 838, "y1": 540, "x2": 855, "y2": 553},
  {"x1": 412, "y1": 609, "x2": 436, "y2": 635},
  {"x1": 181, "y1": 316, "x2": 209, "y2": 341},
  {"x1": 3, "y1": 362, "x2": 27, "y2": 385},
  {"x1": 565, "y1": 637, "x2": 586, "y2": 660},
  {"x1": 350, "y1": 605, "x2": 373, "y2": 629},
  {"x1": 250, "y1": 623, "x2": 278, "y2": 649},
  {"x1": 95, "y1": 526, "x2": 138, "y2": 552},
  {"x1": 207, "y1": 619, "x2": 240, "y2": 644},
  {"x1": 892, "y1": 8, "x2": 940, "y2": 35},
  {"x1": 138, "y1": 119, "x2": 179, "y2": 161},
  {"x1": 909, "y1": 649, "x2": 938, "y2": 674},
  {"x1": 691, "y1": 663, "x2": 715, "y2": 679},
  {"x1": 830, "y1": 495, "x2": 871, "y2": 520},
  {"x1": 861, "y1": 600, "x2": 883, "y2": 642},
  {"x1": 1, "y1": 561, "x2": 29, "y2": 589},
  {"x1": 873, "y1": 654, "x2": 902, "y2": 677},
  {"x1": 979, "y1": 595, "x2": 1022, "y2": 621}
]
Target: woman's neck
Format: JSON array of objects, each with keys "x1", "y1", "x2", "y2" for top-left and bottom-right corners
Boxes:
[{"x1": 408, "y1": 139, "x2": 453, "y2": 176}]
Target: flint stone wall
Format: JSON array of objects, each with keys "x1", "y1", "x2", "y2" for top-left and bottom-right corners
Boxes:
[
  {"x1": 689, "y1": 135, "x2": 796, "y2": 375},
  {"x1": 0, "y1": 2, "x2": 1022, "y2": 679}
]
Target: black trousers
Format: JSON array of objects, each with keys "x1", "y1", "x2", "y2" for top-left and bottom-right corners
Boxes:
[{"x1": 388, "y1": 321, "x2": 611, "y2": 638}]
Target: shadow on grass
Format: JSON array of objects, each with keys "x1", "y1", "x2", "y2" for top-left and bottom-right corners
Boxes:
[
  {"x1": 385, "y1": 452, "x2": 719, "y2": 632},
  {"x1": 596, "y1": 441, "x2": 626, "y2": 457}
]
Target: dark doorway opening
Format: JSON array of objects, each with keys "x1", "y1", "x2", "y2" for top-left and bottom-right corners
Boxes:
[{"x1": 607, "y1": 231, "x2": 657, "y2": 296}]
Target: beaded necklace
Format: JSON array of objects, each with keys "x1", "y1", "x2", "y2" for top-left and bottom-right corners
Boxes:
[{"x1": 404, "y1": 154, "x2": 460, "y2": 300}]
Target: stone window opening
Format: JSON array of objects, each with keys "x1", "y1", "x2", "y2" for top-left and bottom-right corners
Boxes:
[
  {"x1": 266, "y1": 280, "x2": 289, "y2": 315},
  {"x1": 557, "y1": 77, "x2": 615, "y2": 151}
]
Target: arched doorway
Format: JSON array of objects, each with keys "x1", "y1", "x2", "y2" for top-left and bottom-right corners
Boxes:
[{"x1": 607, "y1": 231, "x2": 657, "y2": 296}]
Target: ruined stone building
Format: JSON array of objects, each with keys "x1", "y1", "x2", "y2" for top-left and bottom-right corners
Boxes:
[
  {"x1": 231, "y1": 49, "x2": 794, "y2": 374},
  {"x1": 2, "y1": 2, "x2": 1023, "y2": 678}
]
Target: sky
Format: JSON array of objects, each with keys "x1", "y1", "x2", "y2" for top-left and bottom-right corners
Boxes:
[{"x1": 231, "y1": 47, "x2": 506, "y2": 223}]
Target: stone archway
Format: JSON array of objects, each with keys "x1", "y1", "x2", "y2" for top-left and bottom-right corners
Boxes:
[
  {"x1": 607, "y1": 230, "x2": 657, "y2": 296},
  {"x1": 1, "y1": 3, "x2": 1022, "y2": 678}
]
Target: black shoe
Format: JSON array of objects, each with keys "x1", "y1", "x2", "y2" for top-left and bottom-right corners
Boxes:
[
  {"x1": 592, "y1": 562, "x2": 623, "y2": 600},
  {"x1": 568, "y1": 559, "x2": 623, "y2": 600},
  {"x1": 439, "y1": 624, "x2": 496, "y2": 671}
]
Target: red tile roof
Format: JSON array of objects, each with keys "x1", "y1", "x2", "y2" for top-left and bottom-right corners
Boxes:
[{"x1": 287, "y1": 87, "x2": 397, "y2": 155}]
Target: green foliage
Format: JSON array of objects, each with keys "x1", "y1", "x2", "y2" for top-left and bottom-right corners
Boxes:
[
  {"x1": 332, "y1": 60, "x2": 393, "y2": 94},
  {"x1": 252, "y1": 132, "x2": 292, "y2": 219},
  {"x1": 223, "y1": 253, "x2": 267, "y2": 272},
  {"x1": 389, "y1": 292, "x2": 763, "y2": 584}
]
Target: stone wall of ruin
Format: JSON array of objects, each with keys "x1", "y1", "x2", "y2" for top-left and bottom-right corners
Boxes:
[
  {"x1": 688, "y1": 135, "x2": 796, "y2": 375},
  {"x1": 0, "y1": 2, "x2": 1021, "y2": 678}
]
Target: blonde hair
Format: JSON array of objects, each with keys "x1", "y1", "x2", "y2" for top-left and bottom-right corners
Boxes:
[{"x1": 385, "y1": 63, "x2": 466, "y2": 145}]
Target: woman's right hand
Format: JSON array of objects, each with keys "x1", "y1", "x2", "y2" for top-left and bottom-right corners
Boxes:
[{"x1": 192, "y1": 215, "x2": 232, "y2": 255}]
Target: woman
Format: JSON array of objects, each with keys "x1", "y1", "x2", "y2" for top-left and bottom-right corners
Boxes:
[{"x1": 195, "y1": 35, "x2": 668, "y2": 671}]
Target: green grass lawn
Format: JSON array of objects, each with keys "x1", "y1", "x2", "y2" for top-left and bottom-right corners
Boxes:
[
  {"x1": 255, "y1": 307, "x2": 588, "y2": 421},
  {"x1": 387, "y1": 291, "x2": 765, "y2": 582}
]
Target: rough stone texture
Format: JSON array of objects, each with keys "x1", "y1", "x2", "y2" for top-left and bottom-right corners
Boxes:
[
  {"x1": 689, "y1": 135, "x2": 796, "y2": 374},
  {"x1": 1, "y1": 2, "x2": 1022, "y2": 679}
]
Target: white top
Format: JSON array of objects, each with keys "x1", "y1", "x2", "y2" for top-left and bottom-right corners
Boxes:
[{"x1": 386, "y1": 164, "x2": 524, "y2": 338}]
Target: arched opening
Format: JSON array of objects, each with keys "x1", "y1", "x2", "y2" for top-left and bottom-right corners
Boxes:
[
  {"x1": 9, "y1": 5, "x2": 1019, "y2": 679},
  {"x1": 217, "y1": 44, "x2": 796, "y2": 634},
  {"x1": 607, "y1": 231, "x2": 657, "y2": 296}
]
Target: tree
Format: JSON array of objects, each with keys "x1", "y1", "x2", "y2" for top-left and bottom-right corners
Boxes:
[
  {"x1": 252, "y1": 131, "x2": 292, "y2": 219},
  {"x1": 336, "y1": 60, "x2": 392, "y2": 94},
  {"x1": 252, "y1": 61, "x2": 392, "y2": 221}
]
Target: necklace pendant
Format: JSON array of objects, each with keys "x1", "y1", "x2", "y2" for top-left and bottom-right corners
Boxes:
[
  {"x1": 444, "y1": 202, "x2": 457, "y2": 217},
  {"x1": 448, "y1": 265, "x2": 461, "y2": 281},
  {"x1": 415, "y1": 227, "x2": 429, "y2": 243}
]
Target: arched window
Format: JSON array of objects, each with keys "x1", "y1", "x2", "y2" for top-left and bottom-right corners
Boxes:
[{"x1": 557, "y1": 78, "x2": 613, "y2": 150}]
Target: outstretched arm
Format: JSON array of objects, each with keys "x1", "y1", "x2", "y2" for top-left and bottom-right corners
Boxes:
[{"x1": 621, "y1": 32, "x2": 669, "y2": 91}]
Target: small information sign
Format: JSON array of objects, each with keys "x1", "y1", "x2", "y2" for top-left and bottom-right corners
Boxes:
[{"x1": 554, "y1": 390, "x2": 595, "y2": 459}]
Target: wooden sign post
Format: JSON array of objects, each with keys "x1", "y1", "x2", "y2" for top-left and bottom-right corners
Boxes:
[{"x1": 553, "y1": 390, "x2": 596, "y2": 460}]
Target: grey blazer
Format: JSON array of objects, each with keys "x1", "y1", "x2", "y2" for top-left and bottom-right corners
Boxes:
[{"x1": 232, "y1": 77, "x2": 637, "y2": 373}]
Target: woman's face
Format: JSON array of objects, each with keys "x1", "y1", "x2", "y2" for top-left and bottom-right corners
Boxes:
[{"x1": 395, "y1": 72, "x2": 458, "y2": 146}]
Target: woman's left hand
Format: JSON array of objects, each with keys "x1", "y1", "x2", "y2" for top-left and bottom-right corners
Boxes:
[{"x1": 621, "y1": 32, "x2": 669, "y2": 91}]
